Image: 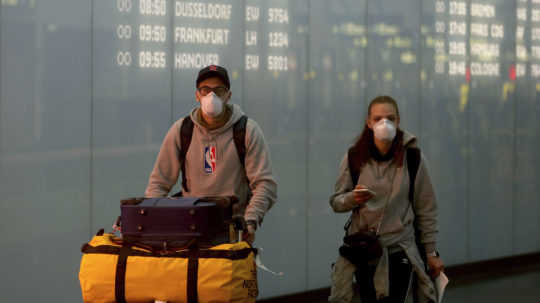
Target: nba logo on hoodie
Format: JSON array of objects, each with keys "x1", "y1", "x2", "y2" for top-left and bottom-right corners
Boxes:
[{"x1": 204, "y1": 146, "x2": 216, "y2": 174}]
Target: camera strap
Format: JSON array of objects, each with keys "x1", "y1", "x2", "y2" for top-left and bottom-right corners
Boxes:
[{"x1": 374, "y1": 162, "x2": 398, "y2": 236}]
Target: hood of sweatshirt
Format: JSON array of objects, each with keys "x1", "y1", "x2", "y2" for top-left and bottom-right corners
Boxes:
[
  {"x1": 402, "y1": 129, "x2": 417, "y2": 148},
  {"x1": 189, "y1": 103, "x2": 245, "y2": 136}
]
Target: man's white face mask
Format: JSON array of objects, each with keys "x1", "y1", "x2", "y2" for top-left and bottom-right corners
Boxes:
[
  {"x1": 373, "y1": 118, "x2": 396, "y2": 142},
  {"x1": 200, "y1": 92, "x2": 224, "y2": 117}
]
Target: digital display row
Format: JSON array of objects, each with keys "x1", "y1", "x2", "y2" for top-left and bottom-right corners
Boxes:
[
  {"x1": 430, "y1": 0, "x2": 539, "y2": 79},
  {"x1": 114, "y1": 0, "x2": 290, "y2": 71}
]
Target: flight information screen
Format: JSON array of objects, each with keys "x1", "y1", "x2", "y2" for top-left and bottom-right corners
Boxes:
[
  {"x1": 422, "y1": 0, "x2": 540, "y2": 82},
  {"x1": 107, "y1": 0, "x2": 291, "y2": 71},
  {"x1": 431, "y1": 0, "x2": 506, "y2": 78}
]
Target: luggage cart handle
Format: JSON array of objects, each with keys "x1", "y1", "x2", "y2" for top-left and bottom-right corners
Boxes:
[{"x1": 232, "y1": 215, "x2": 246, "y2": 243}]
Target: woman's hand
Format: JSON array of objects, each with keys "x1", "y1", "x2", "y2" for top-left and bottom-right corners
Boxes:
[{"x1": 352, "y1": 185, "x2": 375, "y2": 206}]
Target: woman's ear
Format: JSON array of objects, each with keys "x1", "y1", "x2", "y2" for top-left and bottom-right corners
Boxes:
[{"x1": 366, "y1": 119, "x2": 373, "y2": 130}]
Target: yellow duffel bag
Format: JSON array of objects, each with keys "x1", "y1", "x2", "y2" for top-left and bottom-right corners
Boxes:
[{"x1": 79, "y1": 230, "x2": 258, "y2": 303}]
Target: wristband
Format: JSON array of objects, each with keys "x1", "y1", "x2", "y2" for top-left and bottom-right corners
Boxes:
[
  {"x1": 426, "y1": 251, "x2": 439, "y2": 257},
  {"x1": 246, "y1": 220, "x2": 257, "y2": 231}
]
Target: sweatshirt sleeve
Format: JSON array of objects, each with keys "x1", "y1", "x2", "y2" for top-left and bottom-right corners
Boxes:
[
  {"x1": 329, "y1": 153, "x2": 359, "y2": 213},
  {"x1": 413, "y1": 152, "x2": 439, "y2": 254},
  {"x1": 144, "y1": 120, "x2": 182, "y2": 198},
  {"x1": 243, "y1": 120, "x2": 277, "y2": 224}
]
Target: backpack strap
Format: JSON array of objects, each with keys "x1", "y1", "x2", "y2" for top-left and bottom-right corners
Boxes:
[
  {"x1": 347, "y1": 146, "x2": 420, "y2": 192},
  {"x1": 177, "y1": 115, "x2": 248, "y2": 194},
  {"x1": 406, "y1": 147, "x2": 428, "y2": 264},
  {"x1": 179, "y1": 116, "x2": 195, "y2": 193},
  {"x1": 347, "y1": 147, "x2": 362, "y2": 186},
  {"x1": 344, "y1": 147, "x2": 364, "y2": 234},
  {"x1": 344, "y1": 146, "x2": 421, "y2": 230},
  {"x1": 406, "y1": 147, "x2": 421, "y2": 203},
  {"x1": 233, "y1": 116, "x2": 248, "y2": 167}
]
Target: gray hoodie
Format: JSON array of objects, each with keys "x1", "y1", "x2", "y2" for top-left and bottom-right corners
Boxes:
[
  {"x1": 145, "y1": 104, "x2": 277, "y2": 224},
  {"x1": 329, "y1": 131, "x2": 438, "y2": 301}
]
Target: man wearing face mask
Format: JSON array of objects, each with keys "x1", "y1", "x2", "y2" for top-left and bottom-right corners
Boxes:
[
  {"x1": 328, "y1": 96, "x2": 444, "y2": 303},
  {"x1": 144, "y1": 65, "x2": 277, "y2": 245}
]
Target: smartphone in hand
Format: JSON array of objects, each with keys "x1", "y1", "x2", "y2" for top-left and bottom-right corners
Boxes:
[{"x1": 353, "y1": 188, "x2": 376, "y2": 196}]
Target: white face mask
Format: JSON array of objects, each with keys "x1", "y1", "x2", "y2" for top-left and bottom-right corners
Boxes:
[
  {"x1": 200, "y1": 92, "x2": 224, "y2": 117},
  {"x1": 373, "y1": 118, "x2": 396, "y2": 142}
]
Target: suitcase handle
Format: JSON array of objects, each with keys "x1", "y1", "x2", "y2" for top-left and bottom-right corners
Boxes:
[
  {"x1": 120, "y1": 197, "x2": 145, "y2": 206},
  {"x1": 196, "y1": 196, "x2": 239, "y2": 208},
  {"x1": 120, "y1": 196, "x2": 239, "y2": 207}
]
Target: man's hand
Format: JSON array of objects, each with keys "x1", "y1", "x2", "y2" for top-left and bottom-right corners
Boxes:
[
  {"x1": 112, "y1": 216, "x2": 121, "y2": 233},
  {"x1": 243, "y1": 224, "x2": 256, "y2": 245},
  {"x1": 427, "y1": 255, "x2": 444, "y2": 279}
]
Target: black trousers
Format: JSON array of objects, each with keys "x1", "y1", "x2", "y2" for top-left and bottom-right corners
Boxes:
[{"x1": 355, "y1": 250, "x2": 414, "y2": 303}]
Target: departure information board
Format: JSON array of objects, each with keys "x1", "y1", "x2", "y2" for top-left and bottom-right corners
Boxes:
[
  {"x1": 92, "y1": 0, "x2": 540, "y2": 83},
  {"x1": 420, "y1": 0, "x2": 540, "y2": 81},
  {"x1": 432, "y1": 0, "x2": 506, "y2": 78},
  {"x1": 110, "y1": 0, "x2": 290, "y2": 71}
]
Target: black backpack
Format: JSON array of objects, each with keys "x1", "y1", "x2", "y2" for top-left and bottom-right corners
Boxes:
[{"x1": 173, "y1": 115, "x2": 248, "y2": 196}]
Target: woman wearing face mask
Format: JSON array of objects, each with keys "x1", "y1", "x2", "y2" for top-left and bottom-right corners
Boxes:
[{"x1": 328, "y1": 96, "x2": 444, "y2": 303}]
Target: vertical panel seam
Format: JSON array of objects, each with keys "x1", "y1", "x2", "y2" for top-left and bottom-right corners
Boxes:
[
  {"x1": 305, "y1": 0, "x2": 311, "y2": 290},
  {"x1": 364, "y1": 0, "x2": 369, "y2": 105},
  {"x1": 241, "y1": 0, "x2": 246, "y2": 110},
  {"x1": 527, "y1": 0, "x2": 535, "y2": 251},
  {"x1": 418, "y1": 0, "x2": 423, "y2": 138},
  {"x1": 89, "y1": 0, "x2": 94, "y2": 237},
  {"x1": 170, "y1": 0, "x2": 174, "y2": 125},
  {"x1": 0, "y1": 0, "x2": 3, "y2": 181},
  {"x1": 465, "y1": 0, "x2": 471, "y2": 260},
  {"x1": 511, "y1": 0, "x2": 518, "y2": 253}
]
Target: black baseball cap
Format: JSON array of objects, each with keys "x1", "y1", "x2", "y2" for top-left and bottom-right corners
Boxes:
[{"x1": 196, "y1": 65, "x2": 230, "y2": 89}]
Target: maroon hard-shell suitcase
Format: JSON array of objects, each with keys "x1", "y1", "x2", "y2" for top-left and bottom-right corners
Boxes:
[{"x1": 119, "y1": 196, "x2": 239, "y2": 249}]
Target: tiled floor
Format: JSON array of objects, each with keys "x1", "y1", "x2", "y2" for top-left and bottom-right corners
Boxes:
[
  {"x1": 307, "y1": 270, "x2": 540, "y2": 303},
  {"x1": 442, "y1": 270, "x2": 540, "y2": 303}
]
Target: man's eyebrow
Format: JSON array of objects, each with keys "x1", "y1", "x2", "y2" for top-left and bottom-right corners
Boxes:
[{"x1": 372, "y1": 114, "x2": 395, "y2": 119}]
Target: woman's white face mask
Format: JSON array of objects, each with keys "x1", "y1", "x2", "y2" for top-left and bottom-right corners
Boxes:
[
  {"x1": 373, "y1": 118, "x2": 396, "y2": 142},
  {"x1": 200, "y1": 92, "x2": 224, "y2": 117}
]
